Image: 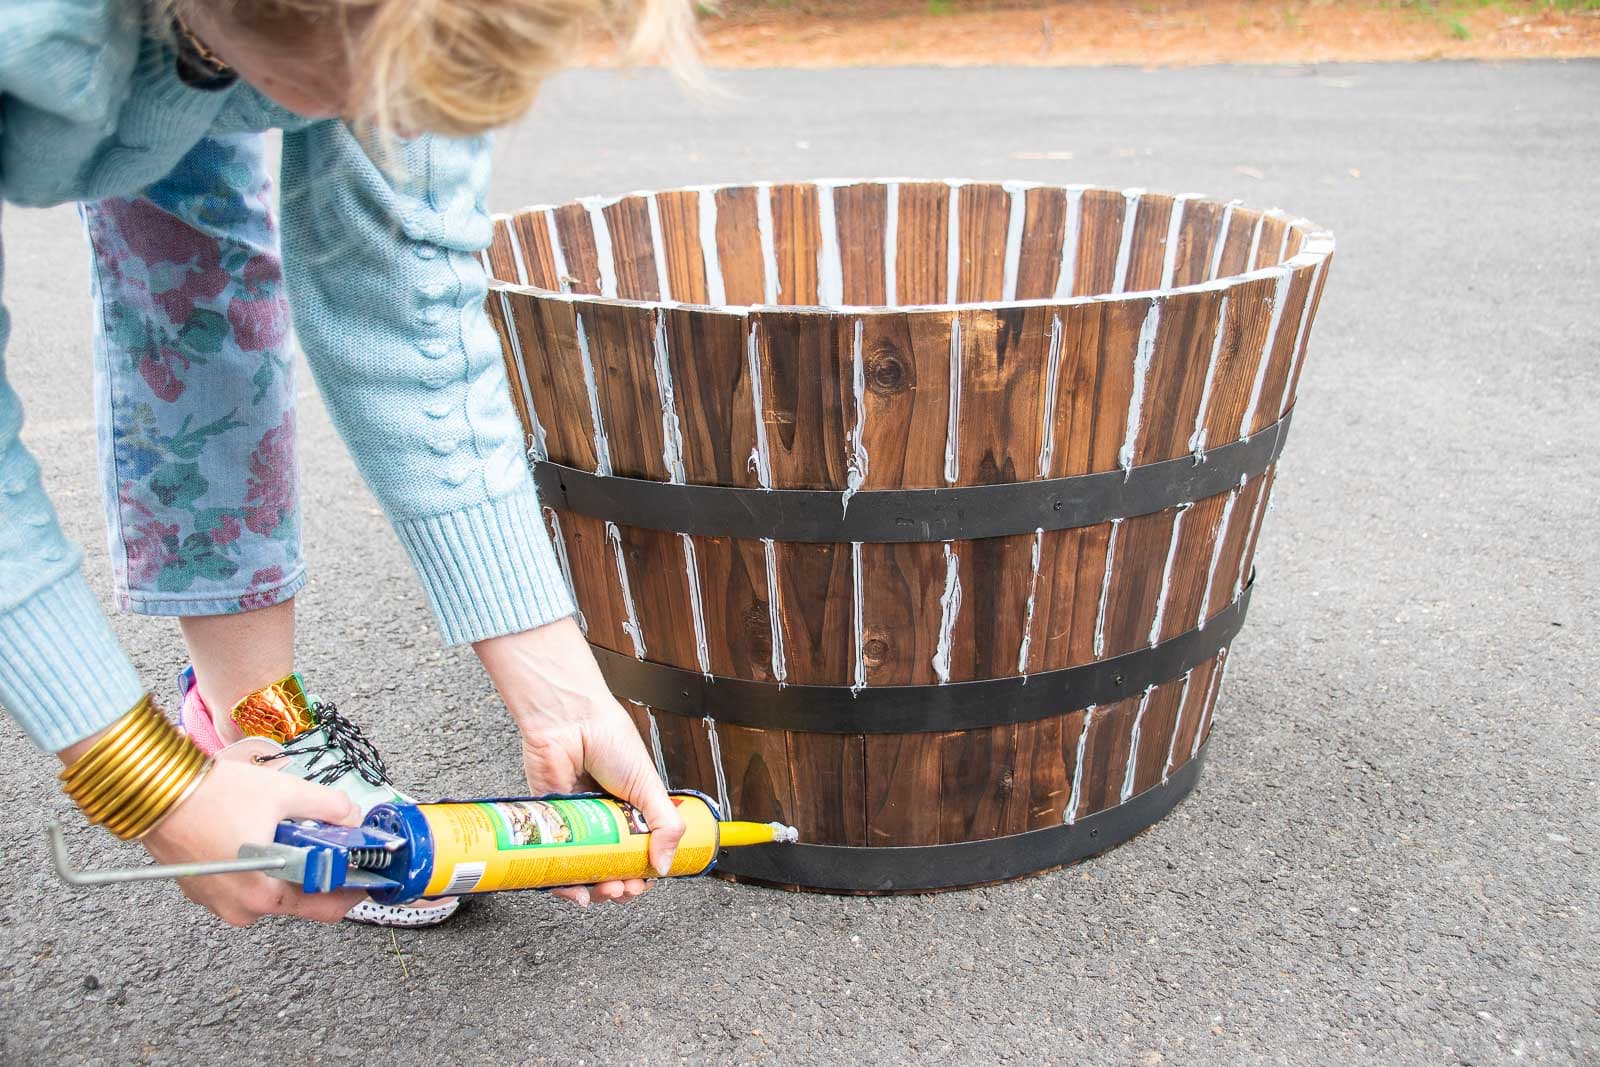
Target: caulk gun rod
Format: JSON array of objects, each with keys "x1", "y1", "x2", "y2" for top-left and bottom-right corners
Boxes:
[{"x1": 46, "y1": 821, "x2": 287, "y2": 887}]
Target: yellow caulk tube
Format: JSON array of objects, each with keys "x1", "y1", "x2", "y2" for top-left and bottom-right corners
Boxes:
[{"x1": 361, "y1": 790, "x2": 797, "y2": 904}]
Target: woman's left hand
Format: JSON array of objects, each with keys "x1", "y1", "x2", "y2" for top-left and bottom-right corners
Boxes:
[{"x1": 474, "y1": 616, "x2": 684, "y2": 906}]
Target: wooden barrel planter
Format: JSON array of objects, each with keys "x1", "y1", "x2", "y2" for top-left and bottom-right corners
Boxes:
[{"x1": 481, "y1": 181, "x2": 1334, "y2": 893}]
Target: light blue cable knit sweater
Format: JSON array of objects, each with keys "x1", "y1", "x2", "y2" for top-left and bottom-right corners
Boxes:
[{"x1": 0, "y1": 1, "x2": 574, "y2": 751}]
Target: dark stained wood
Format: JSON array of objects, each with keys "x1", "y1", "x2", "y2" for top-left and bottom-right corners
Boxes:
[
  {"x1": 938, "y1": 722, "x2": 1022, "y2": 843},
  {"x1": 1127, "y1": 288, "x2": 1229, "y2": 466},
  {"x1": 955, "y1": 183, "x2": 1012, "y2": 304},
  {"x1": 1194, "y1": 274, "x2": 1279, "y2": 448},
  {"x1": 716, "y1": 723, "x2": 796, "y2": 823},
  {"x1": 1169, "y1": 659, "x2": 1218, "y2": 771},
  {"x1": 1071, "y1": 188, "x2": 1130, "y2": 297},
  {"x1": 1213, "y1": 206, "x2": 1262, "y2": 280},
  {"x1": 1100, "y1": 509, "x2": 1181, "y2": 659},
  {"x1": 787, "y1": 733, "x2": 868, "y2": 845},
  {"x1": 662, "y1": 306, "x2": 757, "y2": 488},
  {"x1": 892, "y1": 182, "x2": 951, "y2": 305},
  {"x1": 614, "y1": 524, "x2": 700, "y2": 672},
  {"x1": 857, "y1": 311, "x2": 954, "y2": 490},
  {"x1": 652, "y1": 710, "x2": 719, "y2": 797},
  {"x1": 1074, "y1": 696, "x2": 1140, "y2": 819},
  {"x1": 1279, "y1": 255, "x2": 1334, "y2": 416},
  {"x1": 653, "y1": 190, "x2": 709, "y2": 304},
  {"x1": 1171, "y1": 199, "x2": 1226, "y2": 287},
  {"x1": 1254, "y1": 213, "x2": 1290, "y2": 269},
  {"x1": 1204, "y1": 471, "x2": 1270, "y2": 619},
  {"x1": 773, "y1": 541, "x2": 853, "y2": 685},
  {"x1": 483, "y1": 289, "x2": 533, "y2": 447},
  {"x1": 581, "y1": 301, "x2": 669, "y2": 481},
  {"x1": 551, "y1": 203, "x2": 602, "y2": 295},
  {"x1": 689, "y1": 535, "x2": 776, "y2": 682},
  {"x1": 552, "y1": 513, "x2": 628, "y2": 655},
  {"x1": 1249, "y1": 266, "x2": 1315, "y2": 436},
  {"x1": 833, "y1": 182, "x2": 888, "y2": 306},
  {"x1": 957, "y1": 307, "x2": 1048, "y2": 484},
  {"x1": 1156, "y1": 492, "x2": 1232, "y2": 642},
  {"x1": 509, "y1": 210, "x2": 562, "y2": 290},
  {"x1": 1129, "y1": 677, "x2": 1188, "y2": 796},
  {"x1": 485, "y1": 218, "x2": 521, "y2": 284},
  {"x1": 715, "y1": 186, "x2": 767, "y2": 306},
  {"x1": 749, "y1": 310, "x2": 851, "y2": 489},
  {"x1": 866, "y1": 730, "x2": 943, "y2": 845},
  {"x1": 1025, "y1": 524, "x2": 1111, "y2": 673},
  {"x1": 505, "y1": 295, "x2": 597, "y2": 471},
  {"x1": 1121, "y1": 192, "x2": 1176, "y2": 293},
  {"x1": 602, "y1": 195, "x2": 662, "y2": 301},
  {"x1": 770, "y1": 182, "x2": 821, "y2": 306},
  {"x1": 1015, "y1": 186, "x2": 1068, "y2": 300}
]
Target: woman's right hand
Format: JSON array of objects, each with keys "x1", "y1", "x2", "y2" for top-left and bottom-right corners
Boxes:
[{"x1": 139, "y1": 748, "x2": 370, "y2": 927}]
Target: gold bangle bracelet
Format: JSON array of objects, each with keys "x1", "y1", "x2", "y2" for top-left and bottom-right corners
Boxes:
[{"x1": 60, "y1": 694, "x2": 213, "y2": 842}]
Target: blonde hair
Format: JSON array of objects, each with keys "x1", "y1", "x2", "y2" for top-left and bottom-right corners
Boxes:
[{"x1": 180, "y1": 0, "x2": 702, "y2": 138}]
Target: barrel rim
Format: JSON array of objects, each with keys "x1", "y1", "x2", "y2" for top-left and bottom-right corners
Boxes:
[{"x1": 486, "y1": 179, "x2": 1335, "y2": 316}]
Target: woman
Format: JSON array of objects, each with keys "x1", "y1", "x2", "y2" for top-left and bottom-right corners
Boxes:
[{"x1": 0, "y1": 0, "x2": 695, "y2": 927}]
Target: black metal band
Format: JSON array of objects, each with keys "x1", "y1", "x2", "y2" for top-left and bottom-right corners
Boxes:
[
  {"x1": 597, "y1": 581, "x2": 1249, "y2": 734},
  {"x1": 715, "y1": 742, "x2": 1209, "y2": 892},
  {"x1": 535, "y1": 412, "x2": 1290, "y2": 543}
]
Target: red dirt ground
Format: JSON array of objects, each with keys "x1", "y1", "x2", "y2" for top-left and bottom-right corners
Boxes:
[{"x1": 581, "y1": 0, "x2": 1599, "y2": 67}]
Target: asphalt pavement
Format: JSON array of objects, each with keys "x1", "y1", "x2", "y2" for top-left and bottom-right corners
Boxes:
[{"x1": 1, "y1": 61, "x2": 1596, "y2": 1065}]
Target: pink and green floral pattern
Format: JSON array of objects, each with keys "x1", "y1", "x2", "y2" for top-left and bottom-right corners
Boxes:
[{"x1": 83, "y1": 134, "x2": 303, "y2": 615}]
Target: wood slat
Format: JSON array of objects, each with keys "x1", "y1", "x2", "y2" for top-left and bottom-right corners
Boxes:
[
  {"x1": 582, "y1": 301, "x2": 669, "y2": 480},
  {"x1": 1249, "y1": 266, "x2": 1315, "y2": 436},
  {"x1": 1071, "y1": 189, "x2": 1130, "y2": 297},
  {"x1": 1279, "y1": 254, "x2": 1334, "y2": 416},
  {"x1": 715, "y1": 186, "x2": 766, "y2": 306},
  {"x1": 507, "y1": 296, "x2": 598, "y2": 471},
  {"x1": 602, "y1": 195, "x2": 662, "y2": 301},
  {"x1": 689, "y1": 535, "x2": 776, "y2": 682},
  {"x1": 858, "y1": 311, "x2": 954, "y2": 490},
  {"x1": 1127, "y1": 288, "x2": 1229, "y2": 466},
  {"x1": 717, "y1": 723, "x2": 796, "y2": 824},
  {"x1": 1100, "y1": 509, "x2": 1181, "y2": 659},
  {"x1": 509, "y1": 210, "x2": 562, "y2": 290},
  {"x1": 788, "y1": 733, "x2": 868, "y2": 845},
  {"x1": 554, "y1": 513, "x2": 629, "y2": 655},
  {"x1": 663, "y1": 307, "x2": 756, "y2": 488},
  {"x1": 955, "y1": 183, "x2": 1012, "y2": 303},
  {"x1": 1121, "y1": 193, "x2": 1176, "y2": 293},
  {"x1": 1129, "y1": 676, "x2": 1188, "y2": 797},
  {"x1": 551, "y1": 203, "x2": 602, "y2": 295},
  {"x1": 1015, "y1": 186, "x2": 1068, "y2": 300},
  {"x1": 1213, "y1": 206, "x2": 1260, "y2": 280},
  {"x1": 1171, "y1": 199, "x2": 1226, "y2": 288},
  {"x1": 833, "y1": 182, "x2": 888, "y2": 306},
  {"x1": 1193, "y1": 274, "x2": 1278, "y2": 448},
  {"x1": 653, "y1": 190, "x2": 709, "y2": 305},
  {"x1": 771, "y1": 182, "x2": 821, "y2": 306},
  {"x1": 749, "y1": 310, "x2": 852, "y2": 489},
  {"x1": 892, "y1": 182, "x2": 951, "y2": 305}
]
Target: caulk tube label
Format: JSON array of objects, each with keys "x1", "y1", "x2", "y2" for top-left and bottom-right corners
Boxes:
[{"x1": 415, "y1": 791, "x2": 720, "y2": 897}]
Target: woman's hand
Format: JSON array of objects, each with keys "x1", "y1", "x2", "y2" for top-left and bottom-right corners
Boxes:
[
  {"x1": 140, "y1": 748, "x2": 369, "y2": 926},
  {"x1": 474, "y1": 617, "x2": 684, "y2": 907}
]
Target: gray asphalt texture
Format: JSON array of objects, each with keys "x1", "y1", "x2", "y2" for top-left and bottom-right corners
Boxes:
[{"x1": 1, "y1": 61, "x2": 1596, "y2": 1066}]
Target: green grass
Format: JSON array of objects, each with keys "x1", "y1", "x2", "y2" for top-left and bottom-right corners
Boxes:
[{"x1": 926, "y1": 0, "x2": 956, "y2": 14}]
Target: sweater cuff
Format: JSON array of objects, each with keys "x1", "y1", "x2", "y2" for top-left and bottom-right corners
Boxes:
[
  {"x1": 0, "y1": 572, "x2": 145, "y2": 752},
  {"x1": 392, "y1": 487, "x2": 577, "y2": 646}
]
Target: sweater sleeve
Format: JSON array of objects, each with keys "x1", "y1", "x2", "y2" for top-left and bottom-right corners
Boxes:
[
  {"x1": 277, "y1": 124, "x2": 574, "y2": 644},
  {"x1": 0, "y1": 236, "x2": 144, "y2": 752}
]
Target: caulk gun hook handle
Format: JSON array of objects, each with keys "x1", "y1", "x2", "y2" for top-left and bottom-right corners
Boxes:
[{"x1": 45, "y1": 820, "x2": 290, "y2": 887}]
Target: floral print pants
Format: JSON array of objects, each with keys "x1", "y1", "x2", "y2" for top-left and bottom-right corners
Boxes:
[{"x1": 82, "y1": 133, "x2": 302, "y2": 617}]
